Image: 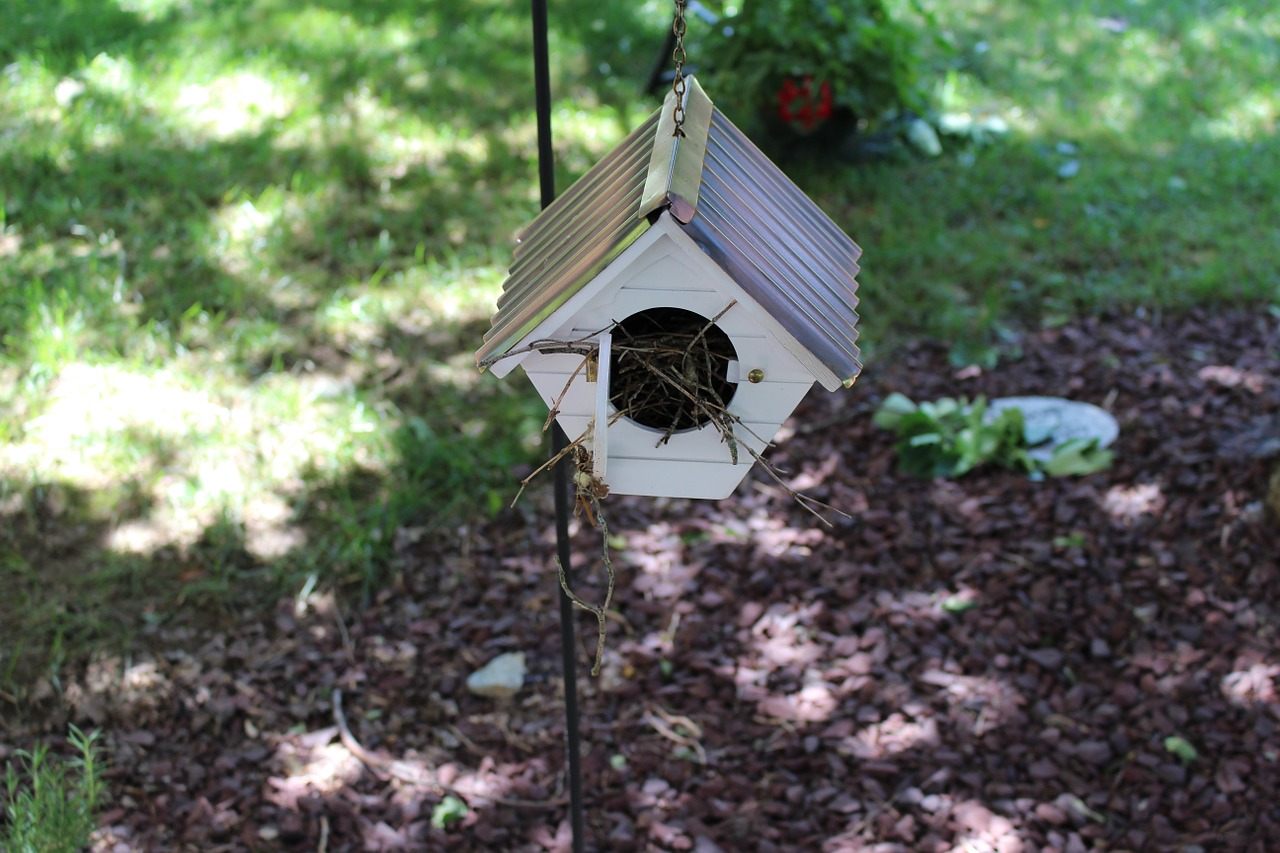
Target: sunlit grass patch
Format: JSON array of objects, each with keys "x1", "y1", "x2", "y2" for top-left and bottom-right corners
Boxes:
[{"x1": 172, "y1": 70, "x2": 296, "y2": 140}]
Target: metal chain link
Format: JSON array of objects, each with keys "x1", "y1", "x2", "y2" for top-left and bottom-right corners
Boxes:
[{"x1": 671, "y1": 0, "x2": 688, "y2": 137}]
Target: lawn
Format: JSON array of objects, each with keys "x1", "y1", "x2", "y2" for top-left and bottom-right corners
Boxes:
[{"x1": 0, "y1": 0, "x2": 1276, "y2": 723}]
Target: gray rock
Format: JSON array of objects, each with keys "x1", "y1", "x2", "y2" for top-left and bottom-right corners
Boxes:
[
  {"x1": 466, "y1": 652, "x2": 526, "y2": 700},
  {"x1": 1026, "y1": 647, "x2": 1065, "y2": 669},
  {"x1": 986, "y1": 396, "x2": 1120, "y2": 462},
  {"x1": 1075, "y1": 740, "x2": 1113, "y2": 766}
]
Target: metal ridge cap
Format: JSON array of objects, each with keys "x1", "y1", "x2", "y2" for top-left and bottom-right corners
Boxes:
[{"x1": 637, "y1": 76, "x2": 713, "y2": 223}]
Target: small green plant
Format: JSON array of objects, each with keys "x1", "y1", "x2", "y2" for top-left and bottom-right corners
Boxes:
[
  {"x1": 1052, "y1": 532, "x2": 1088, "y2": 549},
  {"x1": 873, "y1": 393, "x2": 1112, "y2": 478},
  {"x1": 429, "y1": 795, "x2": 468, "y2": 830},
  {"x1": 703, "y1": 0, "x2": 939, "y2": 135},
  {"x1": 940, "y1": 596, "x2": 978, "y2": 614},
  {"x1": 1, "y1": 725, "x2": 105, "y2": 853},
  {"x1": 1163, "y1": 735, "x2": 1198, "y2": 765},
  {"x1": 873, "y1": 393, "x2": 1027, "y2": 477}
]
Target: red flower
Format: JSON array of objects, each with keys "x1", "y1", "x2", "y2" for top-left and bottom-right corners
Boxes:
[{"x1": 777, "y1": 76, "x2": 833, "y2": 131}]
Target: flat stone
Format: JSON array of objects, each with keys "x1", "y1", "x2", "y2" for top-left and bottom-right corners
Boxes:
[
  {"x1": 466, "y1": 651, "x2": 526, "y2": 700},
  {"x1": 1075, "y1": 739, "x2": 1113, "y2": 766},
  {"x1": 986, "y1": 396, "x2": 1120, "y2": 462},
  {"x1": 1025, "y1": 647, "x2": 1065, "y2": 669},
  {"x1": 1029, "y1": 759, "x2": 1059, "y2": 780}
]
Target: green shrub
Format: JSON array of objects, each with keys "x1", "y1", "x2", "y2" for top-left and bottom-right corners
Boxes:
[
  {"x1": 873, "y1": 393, "x2": 1112, "y2": 479},
  {"x1": 703, "y1": 0, "x2": 938, "y2": 133}
]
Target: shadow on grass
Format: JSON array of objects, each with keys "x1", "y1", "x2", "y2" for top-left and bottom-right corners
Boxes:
[
  {"x1": 0, "y1": 350, "x2": 545, "y2": 700},
  {"x1": 0, "y1": 0, "x2": 659, "y2": 369},
  {"x1": 278, "y1": 314, "x2": 547, "y2": 601},
  {"x1": 0, "y1": 0, "x2": 174, "y2": 75}
]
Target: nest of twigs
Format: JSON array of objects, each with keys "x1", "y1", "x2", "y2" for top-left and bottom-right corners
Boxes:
[
  {"x1": 505, "y1": 301, "x2": 844, "y2": 521},
  {"x1": 609, "y1": 306, "x2": 739, "y2": 442}
]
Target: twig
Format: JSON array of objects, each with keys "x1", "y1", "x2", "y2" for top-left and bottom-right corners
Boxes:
[
  {"x1": 445, "y1": 723, "x2": 487, "y2": 757},
  {"x1": 557, "y1": 492, "x2": 616, "y2": 677},
  {"x1": 477, "y1": 322, "x2": 617, "y2": 369},
  {"x1": 510, "y1": 427, "x2": 591, "y2": 507},
  {"x1": 743, "y1": 443, "x2": 850, "y2": 526},
  {"x1": 684, "y1": 300, "x2": 737, "y2": 353},
  {"x1": 333, "y1": 688, "x2": 438, "y2": 788},
  {"x1": 543, "y1": 351, "x2": 593, "y2": 432},
  {"x1": 643, "y1": 705, "x2": 708, "y2": 764},
  {"x1": 333, "y1": 601, "x2": 355, "y2": 667},
  {"x1": 316, "y1": 815, "x2": 329, "y2": 853},
  {"x1": 838, "y1": 784, "x2": 909, "y2": 842}
]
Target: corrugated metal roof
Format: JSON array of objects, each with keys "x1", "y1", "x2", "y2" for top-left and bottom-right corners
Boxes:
[
  {"x1": 476, "y1": 112, "x2": 659, "y2": 367},
  {"x1": 477, "y1": 77, "x2": 861, "y2": 386}
]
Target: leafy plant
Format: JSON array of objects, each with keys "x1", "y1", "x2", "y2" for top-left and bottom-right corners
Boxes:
[
  {"x1": 873, "y1": 393, "x2": 1027, "y2": 477},
  {"x1": 1164, "y1": 735, "x2": 1198, "y2": 765},
  {"x1": 430, "y1": 795, "x2": 468, "y2": 830},
  {"x1": 702, "y1": 0, "x2": 939, "y2": 136},
  {"x1": 1040, "y1": 438, "x2": 1113, "y2": 477},
  {"x1": 940, "y1": 596, "x2": 978, "y2": 614},
  {"x1": 1, "y1": 725, "x2": 105, "y2": 853},
  {"x1": 873, "y1": 393, "x2": 1112, "y2": 479}
]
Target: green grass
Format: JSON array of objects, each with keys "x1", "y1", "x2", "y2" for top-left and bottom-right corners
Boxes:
[
  {"x1": 0, "y1": 0, "x2": 1277, "y2": 699},
  {"x1": 811, "y1": 0, "x2": 1280, "y2": 353},
  {"x1": 1, "y1": 725, "x2": 105, "y2": 852},
  {"x1": 0, "y1": 0, "x2": 649, "y2": 695}
]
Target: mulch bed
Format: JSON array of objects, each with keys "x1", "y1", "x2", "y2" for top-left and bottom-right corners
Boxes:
[{"x1": 5, "y1": 308, "x2": 1279, "y2": 852}]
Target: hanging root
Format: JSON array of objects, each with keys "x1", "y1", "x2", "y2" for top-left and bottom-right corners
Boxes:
[
  {"x1": 498, "y1": 304, "x2": 847, "y2": 677},
  {"x1": 557, "y1": 489, "x2": 616, "y2": 677},
  {"x1": 497, "y1": 339, "x2": 619, "y2": 678}
]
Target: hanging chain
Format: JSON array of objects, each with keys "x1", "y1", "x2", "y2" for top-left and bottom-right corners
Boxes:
[{"x1": 670, "y1": 0, "x2": 688, "y2": 137}]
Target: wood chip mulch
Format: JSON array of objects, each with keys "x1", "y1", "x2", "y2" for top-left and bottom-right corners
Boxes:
[{"x1": 4, "y1": 307, "x2": 1278, "y2": 852}]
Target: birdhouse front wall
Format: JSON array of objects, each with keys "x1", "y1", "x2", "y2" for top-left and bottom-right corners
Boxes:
[{"x1": 518, "y1": 222, "x2": 817, "y2": 499}]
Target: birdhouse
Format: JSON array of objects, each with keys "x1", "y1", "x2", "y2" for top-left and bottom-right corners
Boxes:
[{"x1": 476, "y1": 77, "x2": 861, "y2": 500}]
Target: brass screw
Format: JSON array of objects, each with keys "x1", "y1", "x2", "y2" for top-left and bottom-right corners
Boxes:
[{"x1": 748, "y1": 368, "x2": 765, "y2": 384}]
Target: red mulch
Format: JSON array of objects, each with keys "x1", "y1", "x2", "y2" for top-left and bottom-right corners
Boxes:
[{"x1": 5, "y1": 308, "x2": 1279, "y2": 852}]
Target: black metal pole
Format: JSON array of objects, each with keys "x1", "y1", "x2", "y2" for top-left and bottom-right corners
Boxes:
[
  {"x1": 532, "y1": 0, "x2": 557, "y2": 212},
  {"x1": 552, "y1": 430, "x2": 586, "y2": 853},
  {"x1": 532, "y1": 2, "x2": 587, "y2": 850}
]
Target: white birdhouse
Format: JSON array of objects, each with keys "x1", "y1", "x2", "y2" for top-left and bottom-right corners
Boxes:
[{"x1": 476, "y1": 78, "x2": 861, "y2": 500}]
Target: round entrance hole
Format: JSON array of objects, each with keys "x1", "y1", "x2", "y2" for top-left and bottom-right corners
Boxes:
[{"x1": 609, "y1": 307, "x2": 738, "y2": 432}]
